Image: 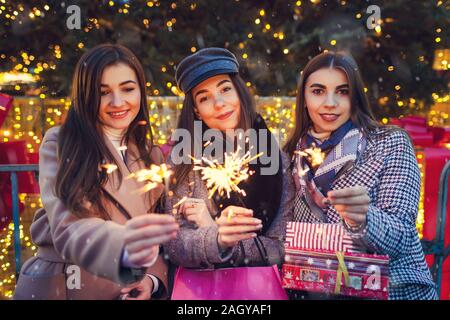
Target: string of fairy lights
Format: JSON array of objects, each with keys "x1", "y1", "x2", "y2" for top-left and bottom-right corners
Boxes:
[
  {"x1": 1, "y1": 96, "x2": 448, "y2": 154},
  {"x1": 0, "y1": 195, "x2": 40, "y2": 299},
  {"x1": 0, "y1": 0, "x2": 448, "y2": 299}
]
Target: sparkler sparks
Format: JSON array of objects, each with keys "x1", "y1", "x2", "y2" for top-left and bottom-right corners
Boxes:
[
  {"x1": 129, "y1": 164, "x2": 173, "y2": 193},
  {"x1": 191, "y1": 147, "x2": 263, "y2": 200},
  {"x1": 297, "y1": 167, "x2": 310, "y2": 177},
  {"x1": 295, "y1": 144, "x2": 325, "y2": 167},
  {"x1": 101, "y1": 163, "x2": 118, "y2": 174}
]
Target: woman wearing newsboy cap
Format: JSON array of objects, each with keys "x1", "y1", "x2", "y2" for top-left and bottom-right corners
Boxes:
[{"x1": 163, "y1": 48, "x2": 295, "y2": 299}]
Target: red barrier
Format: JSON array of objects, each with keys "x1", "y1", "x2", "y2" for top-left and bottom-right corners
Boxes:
[
  {"x1": 0, "y1": 94, "x2": 40, "y2": 230},
  {"x1": 393, "y1": 116, "x2": 450, "y2": 299}
]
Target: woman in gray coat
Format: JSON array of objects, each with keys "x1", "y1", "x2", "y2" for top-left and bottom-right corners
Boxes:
[{"x1": 164, "y1": 48, "x2": 294, "y2": 274}]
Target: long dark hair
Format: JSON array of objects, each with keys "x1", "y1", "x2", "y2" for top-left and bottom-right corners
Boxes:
[
  {"x1": 171, "y1": 73, "x2": 257, "y2": 189},
  {"x1": 284, "y1": 51, "x2": 384, "y2": 157},
  {"x1": 55, "y1": 44, "x2": 154, "y2": 219}
]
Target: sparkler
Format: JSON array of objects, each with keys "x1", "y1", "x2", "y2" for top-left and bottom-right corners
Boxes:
[
  {"x1": 296, "y1": 143, "x2": 330, "y2": 204},
  {"x1": 295, "y1": 143, "x2": 325, "y2": 168},
  {"x1": 172, "y1": 196, "x2": 188, "y2": 209},
  {"x1": 191, "y1": 146, "x2": 263, "y2": 200},
  {"x1": 297, "y1": 166, "x2": 310, "y2": 177},
  {"x1": 128, "y1": 163, "x2": 173, "y2": 194},
  {"x1": 101, "y1": 163, "x2": 118, "y2": 174}
]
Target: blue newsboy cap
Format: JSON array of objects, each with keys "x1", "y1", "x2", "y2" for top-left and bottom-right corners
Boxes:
[{"x1": 175, "y1": 47, "x2": 239, "y2": 93}]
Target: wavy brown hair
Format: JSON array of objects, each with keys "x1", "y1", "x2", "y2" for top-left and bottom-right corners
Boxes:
[
  {"x1": 55, "y1": 44, "x2": 154, "y2": 219},
  {"x1": 284, "y1": 51, "x2": 384, "y2": 157}
]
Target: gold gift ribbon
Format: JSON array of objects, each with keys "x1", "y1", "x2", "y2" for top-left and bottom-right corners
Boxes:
[{"x1": 334, "y1": 251, "x2": 350, "y2": 295}]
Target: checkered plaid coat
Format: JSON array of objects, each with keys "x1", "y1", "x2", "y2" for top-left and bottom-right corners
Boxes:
[{"x1": 292, "y1": 128, "x2": 438, "y2": 300}]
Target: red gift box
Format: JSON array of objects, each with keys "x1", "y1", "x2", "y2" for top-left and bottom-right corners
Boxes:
[
  {"x1": 0, "y1": 140, "x2": 40, "y2": 194},
  {"x1": 282, "y1": 222, "x2": 390, "y2": 299},
  {"x1": 0, "y1": 140, "x2": 40, "y2": 230},
  {"x1": 282, "y1": 249, "x2": 389, "y2": 299},
  {"x1": 390, "y1": 116, "x2": 450, "y2": 147}
]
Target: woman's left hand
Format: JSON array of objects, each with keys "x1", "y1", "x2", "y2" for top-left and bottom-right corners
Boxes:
[
  {"x1": 326, "y1": 186, "x2": 370, "y2": 227},
  {"x1": 120, "y1": 276, "x2": 153, "y2": 300},
  {"x1": 179, "y1": 198, "x2": 215, "y2": 228}
]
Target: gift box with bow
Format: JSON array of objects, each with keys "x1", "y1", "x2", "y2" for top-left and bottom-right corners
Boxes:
[{"x1": 282, "y1": 222, "x2": 390, "y2": 299}]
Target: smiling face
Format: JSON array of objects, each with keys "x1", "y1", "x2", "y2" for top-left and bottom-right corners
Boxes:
[
  {"x1": 304, "y1": 67, "x2": 351, "y2": 134},
  {"x1": 191, "y1": 74, "x2": 241, "y2": 131},
  {"x1": 98, "y1": 62, "x2": 141, "y2": 132}
]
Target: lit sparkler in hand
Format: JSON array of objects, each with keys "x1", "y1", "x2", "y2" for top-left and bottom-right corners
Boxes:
[
  {"x1": 129, "y1": 164, "x2": 173, "y2": 194},
  {"x1": 191, "y1": 146, "x2": 263, "y2": 200},
  {"x1": 296, "y1": 143, "x2": 330, "y2": 204}
]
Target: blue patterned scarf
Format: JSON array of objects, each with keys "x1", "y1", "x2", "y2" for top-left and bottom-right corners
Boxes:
[
  {"x1": 304, "y1": 120, "x2": 356, "y2": 195},
  {"x1": 292, "y1": 120, "x2": 365, "y2": 222}
]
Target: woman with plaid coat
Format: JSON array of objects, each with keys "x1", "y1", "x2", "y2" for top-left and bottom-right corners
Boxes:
[{"x1": 284, "y1": 51, "x2": 437, "y2": 300}]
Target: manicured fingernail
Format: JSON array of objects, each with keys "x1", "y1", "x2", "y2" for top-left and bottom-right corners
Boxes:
[
  {"x1": 257, "y1": 224, "x2": 263, "y2": 228},
  {"x1": 252, "y1": 233, "x2": 257, "y2": 237},
  {"x1": 254, "y1": 219, "x2": 262, "y2": 223}
]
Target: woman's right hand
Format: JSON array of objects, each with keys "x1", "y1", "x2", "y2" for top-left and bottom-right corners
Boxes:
[
  {"x1": 124, "y1": 214, "x2": 179, "y2": 267},
  {"x1": 216, "y1": 206, "x2": 262, "y2": 250}
]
